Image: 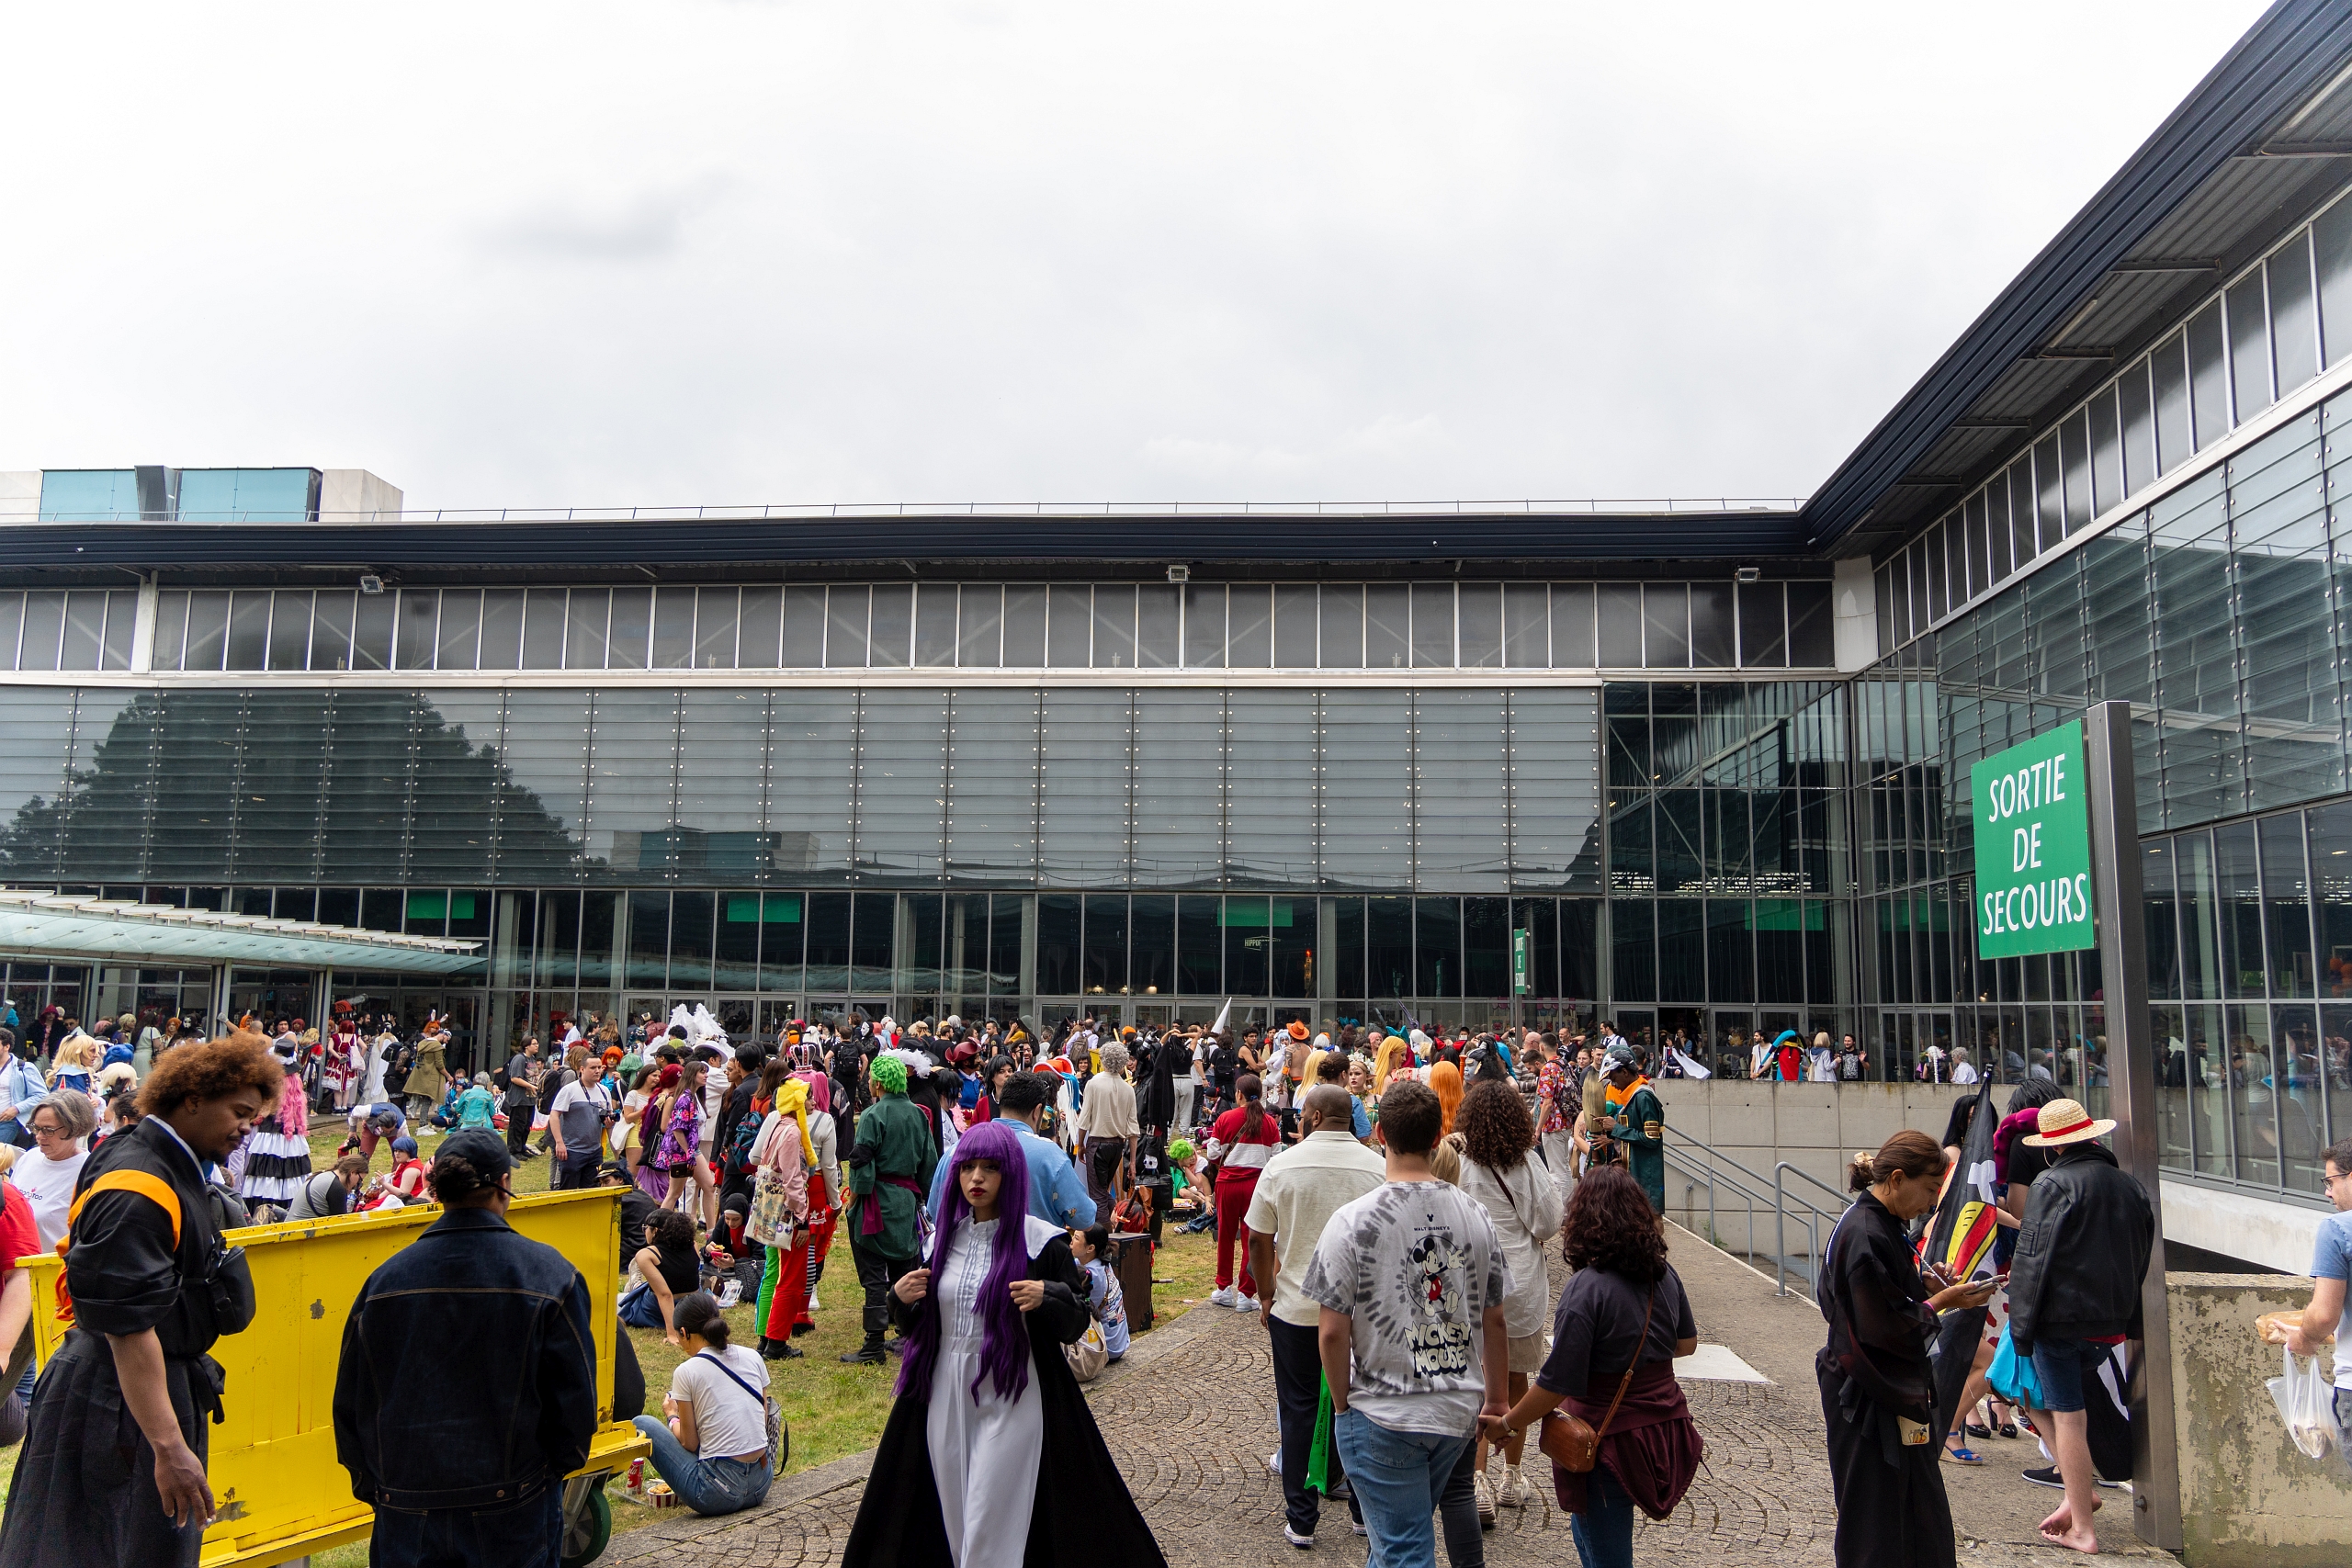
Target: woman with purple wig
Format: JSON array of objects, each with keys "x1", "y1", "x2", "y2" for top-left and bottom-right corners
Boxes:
[{"x1": 842, "y1": 1118, "x2": 1166, "y2": 1568}]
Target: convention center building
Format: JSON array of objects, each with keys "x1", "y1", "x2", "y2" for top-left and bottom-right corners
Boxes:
[{"x1": 5, "y1": 1, "x2": 2351, "y2": 1217}]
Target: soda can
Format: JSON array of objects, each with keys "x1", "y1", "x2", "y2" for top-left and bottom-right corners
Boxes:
[{"x1": 627, "y1": 1458, "x2": 644, "y2": 1494}]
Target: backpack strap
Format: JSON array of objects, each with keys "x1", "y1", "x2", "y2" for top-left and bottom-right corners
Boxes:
[{"x1": 691, "y1": 1350, "x2": 769, "y2": 1413}]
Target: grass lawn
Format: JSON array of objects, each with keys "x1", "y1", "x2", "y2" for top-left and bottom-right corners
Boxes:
[{"x1": 0, "y1": 1122, "x2": 1227, "y2": 1563}]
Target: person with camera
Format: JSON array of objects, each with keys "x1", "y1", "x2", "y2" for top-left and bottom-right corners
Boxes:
[{"x1": 0, "y1": 1030, "x2": 280, "y2": 1568}]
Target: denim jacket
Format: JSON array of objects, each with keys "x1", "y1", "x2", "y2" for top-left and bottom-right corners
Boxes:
[
  {"x1": 0, "y1": 1055, "x2": 45, "y2": 1123},
  {"x1": 332, "y1": 1206, "x2": 598, "y2": 1510}
]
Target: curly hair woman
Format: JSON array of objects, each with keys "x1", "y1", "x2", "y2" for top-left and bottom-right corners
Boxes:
[
  {"x1": 1486, "y1": 1165, "x2": 1702, "y2": 1568},
  {"x1": 842, "y1": 1119, "x2": 1167, "y2": 1568},
  {"x1": 1453, "y1": 1079, "x2": 1565, "y2": 1517}
]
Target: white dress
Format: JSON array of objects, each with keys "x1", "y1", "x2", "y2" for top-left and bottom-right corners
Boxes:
[
  {"x1": 361, "y1": 1035, "x2": 392, "y2": 1103},
  {"x1": 923, "y1": 1213, "x2": 1055, "y2": 1568}
]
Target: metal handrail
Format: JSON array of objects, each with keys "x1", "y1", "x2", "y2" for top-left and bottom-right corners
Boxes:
[{"x1": 1660, "y1": 1128, "x2": 1850, "y2": 1298}]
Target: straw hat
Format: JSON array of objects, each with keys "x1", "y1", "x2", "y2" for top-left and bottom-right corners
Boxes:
[{"x1": 2021, "y1": 1098, "x2": 2117, "y2": 1147}]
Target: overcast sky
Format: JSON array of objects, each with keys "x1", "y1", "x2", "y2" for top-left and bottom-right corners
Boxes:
[{"x1": 0, "y1": 2, "x2": 2273, "y2": 513}]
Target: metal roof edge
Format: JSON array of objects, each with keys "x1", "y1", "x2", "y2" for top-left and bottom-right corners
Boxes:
[{"x1": 1798, "y1": 0, "x2": 2352, "y2": 551}]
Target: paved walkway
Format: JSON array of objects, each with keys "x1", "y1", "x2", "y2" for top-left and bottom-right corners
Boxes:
[{"x1": 605, "y1": 1223, "x2": 2174, "y2": 1566}]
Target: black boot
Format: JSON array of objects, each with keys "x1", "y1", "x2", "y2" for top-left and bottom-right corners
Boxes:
[
  {"x1": 839, "y1": 1337, "x2": 886, "y2": 1365},
  {"x1": 759, "y1": 1337, "x2": 788, "y2": 1360}
]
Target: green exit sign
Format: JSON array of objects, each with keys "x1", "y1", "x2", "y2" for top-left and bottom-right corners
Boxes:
[{"x1": 1970, "y1": 719, "x2": 2096, "y2": 958}]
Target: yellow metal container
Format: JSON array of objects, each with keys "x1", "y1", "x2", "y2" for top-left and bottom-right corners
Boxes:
[{"x1": 21, "y1": 1188, "x2": 650, "y2": 1568}]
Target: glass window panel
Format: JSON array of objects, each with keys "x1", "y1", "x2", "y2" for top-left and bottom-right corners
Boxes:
[
  {"x1": 1227, "y1": 690, "x2": 1318, "y2": 888},
  {"x1": 1502, "y1": 584, "x2": 1547, "y2": 667},
  {"x1": 2178, "y1": 829, "x2": 2221, "y2": 1001},
  {"x1": 1322, "y1": 691, "x2": 1415, "y2": 890},
  {"x1": 1273, "y1": 585, "x2": 1316, "y2": 668},
  {"x1": 1415, "y1": 689, "x2": 1509, "y2": 892},
  {"x1": 1035, "y1": 892, "x2": 1081, "y2": 995},
  {"x1": 868, "y1": 583, "x2": 913, "y2": 669},
  {"x1": 1136, "y1": 584, "x2": 1180, "y2": 668},
  {"x1": 1133, "y1": 689, "x2": 1223, "y2": 888},
  {"x1": 2226, "y1": 1004, "x2": 2279, "y2": 1186},
  {"x1": 1046, "y1": 586, "x2": 1091, "y2": 668},
  {"x1": 1002, "y1": 585, "x2": 1046, "y2": 666},
  {"x1": 434, "y1": 589, "x2": 479, "y2": 671},
  {"x1": 1597, "y1": 584, "x2": 1643, "y2": 667},
  {"x1": 2188, "y1": 300, "x2": 2229, "y2": 450},
  {"x1": 1364, "y1": 896, "x2": 1410, "y2": 998},
  {"x1": 55, "y1": 592, "x2": 101, "y2": 671},
  {"x1": 99, "y1": 592, "x2": 134, "y2": 671},
  {"x1": 676, "y1": 689, "x2": 771, "y2": 884},
  {"x1": 1272, "y1": 894, "x2": 1315, "y2": 997},
  {"x1": 1609, "y1": 794, "x2": 1652, "y2": 894},
  {"x1": 1228, "y1": 585, "x2": 1273, "y2": 668},
  {"x1": 1612, "y1": 898, "x2": 1656, "y2": 1001},
  {"x1": 181, "y1": 592, "x2": 229, "y2": 672},
  {"x1": 1457, "y1": 584, "x2": 1502, "y2": 668},
  {"x1": 1039, "y1": 689, "x2": 1130, "y2": 886},
  {"x1": 2227, "y1": 272, "x2": 2272, "y2": 423},
  {"x1": 478, "y1": 589, "x2": 523, "y2": 671},
  {"x1": 988, "y1": 892, "x2": 1028, "y2": 997},
  {"x1": 583, "y1": 690, "x2": 678, "y2": 881},
  {"x1": 1656, "y1": 787, "x2": 1702, "y2": 892},
  {"x1": 1643, "y1": 583, "x2": 1689, "y2": 667},
  {"x1": 804, "y1": 891, "x2": 850, "y2": 992},
  {"x1": 1560, "y1": 898, "x2": 1600, "y2": 1000},
  {"x1": 1509, "y1": 687, "x2": 1602, "y2": 893},
  {"x1": 2033, "y1": 434, "x2": 2064, "y2": 548},
  {"x1": 563, "y1": 588, "x2": 610, "y2": 671},
  {"x1": 2061, "y1": 412, "x2": 2092, "y2": 536},
  {"x1": 2271, "y1": 233, "x2": 2319, "y2": 398},
  {"x1": 146, "y1": 591, "x2": 184, "y2": 671},
  {"x1": 825, "y1": 586, "x2": 870, "y2": 668},
  {"x1": 781, "y1": 585, "x2": 826, "y2": 666},
  {"x1": 2120, "y1": 358, "x2": 2155, "y2": 497},
  {"x1": 2088, "y1": 387, "x2": 2122, "y2": 518},
  {"x1": 219, "y1": 591, "x2": 266, "y2": 671},
  {"x1": 1928, "y1": 524, "x2": 1951, "y2": 622},
  {"x1": 1460, "y1": 895, "x2": 1510, "y2": 998},
  {"x1": 1657, "y1": 898, "x2": 1704, "y2": 999},
  {"x1": 945, "y1": 687, "x2": 1039, "y2": 885},
  {"x1": 2007, "y1": 458, "x2": 2038, "y2": 566},
  {"x1": 1408, "y1": 583, "x2": 1453, "y2": 668},
  {"x1": 1413, "y1": 897, "x2": 1461, "y2": 997},
  {"x1": 1981, "y1": 472, "x2": 2012, "y2": 584},
  {"x1": 58, "y1": 689, "x2": 149, "y2": 879},
  {"x1": 1334, "y1": 896, "x2": 1367, "y2": 998},
  {"x1": 771, "y1": 694, "x2": 859, "y2": 883},
  {"x1": 520, "y1": 588, "x2": 565, "y2": 669},
  {"x1": 2153, "y1": 332, "x2": 2192, "y2": 475},
  {"x1": 1691, "y1": 581, "x2": 1734, "y2": 666},
  {"x1": 2216, "y1": 820, "x2": 2266, "y2": 997},
  {"x1": 2261, "y1": 812, "x2": 2314, "y2": 999},
  {"x1": 849, "y1": 891, "x2": 895, "y2": 993},
  {"x1": 626, "y1": 891, "x2": 670, "y2": 989},
  {"x1": 1082, "y1": 894, "x2": 1128, "y2": 996},
  {"x1": 1177, "y1": 894, "x2": 1221, "y2": 995},
  {"x1": 650, "y1": 586, "x2": 695, "y2": 670},
  {"x1": 694, "y1": 588, "x2": 738, "y2": 670},
  {"x1": 913, "y1": 584, "x2": 956, "y2": 667},
  {"x1": 1319, "y1": 585, "x2": 1363, "y2": 669},
  {"x1": 312, "y1": 690, "x2": 415, "y2": 882},
  {"x1": 1736, "y1": 582, "x2": 1784, "y2": 668},
  {"x1": 1093, "y1": 584, "x2": 1137, "y2": 669},
  {"x1": 1179, "y1": 584, "x2": 1224, "y2": 668},
  {"x1": 942, "y1": 890, "x2": 986, "y2": 998},
  {"x1": 739, "y1": 587, "x2": 782, "y2": 668},
  {"x1": 1363, "y1": 585, "x2": 1408, "y2": 671},
  {"x1": 483, "y1": 689, "x2": 590, "y2": 881},
  {"x1": 607, "y1": 586, "x2": 651, "y2": 671},
  {"x1": 854, "y1": 688, "x2": 947, "y2": 881},
  {"x1": 2144, "y1": 841, "x2": 2182, "y2": 1000},
  {"x1": 715, "y1": 890, "x2": 763, "y2": 989},
  {"x1": 2319, "y1": 197, "x2": 2352, "y2": 368},
  {"x1": 408, "y1": 692, "x2": 509, "y2": 884},
  {"x1": 2310, "y1": 802, "x2": 2352, "y2": 1008},
  {"x1": 1549, "y1": 583, "x2": 1595, "y2": 667},
  {"x1": 387, "y1": 591, "x2": 437, "y2": 671},
  {"x1": 1213, "y1": 895, "x2": 1266, "y2": 998}
]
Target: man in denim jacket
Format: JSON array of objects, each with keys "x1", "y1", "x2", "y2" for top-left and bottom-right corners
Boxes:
[
  {"x1": 334, "y1": 1130, "x2": 597, "y2": 1567},
  {"x1": 0, "y1": 1045, "x2": 44, "y2": 1150}
]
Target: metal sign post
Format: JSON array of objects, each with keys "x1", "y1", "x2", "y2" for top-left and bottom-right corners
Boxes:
[{"x1": 2082, "y1": 700, "x2": 2180, "y2": 1551}]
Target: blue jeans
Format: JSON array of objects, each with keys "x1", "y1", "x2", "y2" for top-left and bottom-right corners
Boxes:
[
  {"x1": 631, "y1": 1415, "x2": 771, "y2": 1517},
  {"x1": 1570, "y1": 1464, "x2": 1635, "y2": 1568},
  {"x1": 1332, "y1": 1406, "x2": 1466, "y2": 1568},
  {"x1": 367, "y1": 1485, "x2": 560, "y2": 1568},
  {"x1": 617, "y1": 1283, "x2": 667, "y2": 1331}
]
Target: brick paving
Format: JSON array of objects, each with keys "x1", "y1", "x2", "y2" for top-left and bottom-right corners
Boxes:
[{"x1": 605, "y1": 1223, "x2": 2172, "y2": 1566}]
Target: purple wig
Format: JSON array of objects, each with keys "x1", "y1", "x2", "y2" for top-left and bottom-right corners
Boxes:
[{"x1": 896, "y1": 1118, "x2": 1036, "y2": 1405}]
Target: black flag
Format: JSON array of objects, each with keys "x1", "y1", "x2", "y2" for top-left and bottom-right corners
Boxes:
[{"x1": 1923, "y1": 1077, "x2": 2000, "y2": 1444}]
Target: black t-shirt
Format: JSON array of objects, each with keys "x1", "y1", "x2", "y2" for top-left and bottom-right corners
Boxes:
[
  {"x1": 2007, "y1": 1138, "x2": 2052, "y2": 1195},
  {"x1": 616, "y1": 1188, "x2": 662, "y2": 1258},
  {"x1": 1536, "y1": 1263, "x2": 1697, "y2": 1399}
]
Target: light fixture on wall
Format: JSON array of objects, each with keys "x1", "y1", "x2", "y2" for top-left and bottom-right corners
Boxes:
[
  {"x1": 1166, "y1": 564, "x2": 1191, "y2": 583},
  {"x1": 1735, "y1": 567, "x2": 1762, "y2": 583},
  {"x1": 358, "y1": 574, "x2": 385, "y2": 595}
]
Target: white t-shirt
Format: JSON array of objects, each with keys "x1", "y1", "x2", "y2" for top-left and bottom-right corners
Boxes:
[
  {"x1": 14, "y1": 1146, "x2": 87, "y2": 1250},
  {"x1": 1301, "y1": 1179, "x2": 1510, "y2": 1436},
  {"x1": 673, "y1": 1344, "x2": 770, "y2": 1459}
]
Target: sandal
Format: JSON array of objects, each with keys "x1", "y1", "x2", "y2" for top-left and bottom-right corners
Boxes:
[
  {"x1": 1965, "y1": 1421, "x2": 1992, "y2": 1439},
  {"x1": 1942, "y1": 1443, "x2": 1985, "y2": 1465},
  {"x1": 1998, "y1": 1420, "x2": 2019, "y2": 1439}
]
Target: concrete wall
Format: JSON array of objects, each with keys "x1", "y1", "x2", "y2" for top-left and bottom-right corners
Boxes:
[
  {"x1": 2169, "y1": 1272, "x2": 2352, "y2": 1566},
  {"x1": 0, "y1": 471, "x2": 39, "y2": 516},
  {"x1": 321, "y1": 468, "x2": 402, "y2": 519}
]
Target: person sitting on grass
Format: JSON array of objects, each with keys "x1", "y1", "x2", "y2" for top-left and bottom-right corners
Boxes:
[
  {"x1": 1069, "y1": 1224, "x2": 1130, "y2": 1362},
  {"x1": 619, "y1": 1207, "x2": 704, "y2": 1343},
  {"x1": 630, "y1": 1289, "x2": 774, "y2": 1517}
]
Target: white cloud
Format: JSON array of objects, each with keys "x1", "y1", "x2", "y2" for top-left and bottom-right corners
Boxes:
[{"x1": 0, "y1": 1, "x2": 2276, "y2": 511}]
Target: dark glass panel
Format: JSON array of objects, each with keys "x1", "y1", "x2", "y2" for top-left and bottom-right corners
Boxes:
[
  {"x1": 756, "y1": 892, "x2": 804, "y2": 993},
  {"x1": 1656, "y1": 788, "x2": 1702, "y2": 893},
  {"x1": 1756, "y1": 897, "x2": 1804, "y2": 1003},
  {"x1": 2318, "y1": 198, "x2": 2352, "y2": 368},
  {"x1": 1508, "y1": 687, "x2": 1602, "y2": 894},
  {"x1": 1093, "y1": 585, "x2": 1137, "y2": 670},
  {"x1": 1319, "y1": 585, "x2": 1363, "y2": 669},
  {"x1": 493, "y1": 689, "x2": 592, "y2": 882},
  {"x1": 694, "y1": 588, "x2": 739, "y2": 671},
  {"x1": 2120, "y1": 358, "x2": 2155, "y2": 497},
  {"x1": 849, "y1": 891, "x2": 894, "y2": 993},
  {"x1": 2059, "y1": 412, "x2": 2092, "y2": 537},
  {"x1": 781, "y1": 585, "x2": 826, "y2": 667},
  {"x1": 650, "y1": 587, "x2": 695, "y2": 670},
  {"x1": 1002, "y1": 586, "x2": 1047, "y2": 666},
  {"x1": 1363, "y1": 585, "x2": 1408, "y2": 671},
  {"x1": 943, "y1": 891, "x2": 987, "y2": 998},
  {"x1": 2261, "y1": 812, "x2": 2315, "y2": 998},
  {"x1": 1039, "y1": 689, "x2": 1129, "y2": 887},
  {"x1": 584, "y1": 690, "x2": 678, "y2": 883},
  {"x1": 1081, "y1": 894, "x2": 1127, "y2": 997},
  {"x1": 1130, "y1": 894, "x2": 1175, "y2": 999},
  {"x1": 826, "y1": 586, "x2": 870, "y2": 669},
  {"x1": 2143, "y1": 841, "x2": 2182, "y2": 999},
  {"x1": 1228, "y1": 585, "x2": 1273, "y2": 668},
  {"x1": 1177, "y1": 895, "x2": 1221, "y2": 995},
  {"x1": 769, "y1": 693, "x2": 858, "y2": 884},
  {"x1": 1046, "y1": 586, "x2": 1091, "y2": 669},
  {"x1": 1321, "y1": 691, "x2": 1413, "y2": 890},
  {"x1": 1560, "y1": 898, "x2": 1600, "y2": 1000},
  {"x1": 519, "y1": 588, "x2": 565, "y2": 669},
  {"x1": 2153, "y1": 332, "x2": 2192, "y2": 472},
  {"x1": 182, "y1": 590, "x2": 230, "y2": 671},
  {"x1": 1413, "y1": 897, "x2": 1461, "y2": 997},
  {"x1": 899, "y1": 891, "x2": 944, "y2": 995},
  {"x1": 1228, "y1": 690, "x2": 1319, "y2": 888},
  {"x1": 1367, "y1": 896, "x2": 1411, "y2": 998},
  {"x1": 1457, "y1": 585, "x2": 1502, "y2": 669},
  {"x1": 226, "y1": 591, "x2": 270, "y2": 671},
  {"x1": 1462, "y1": 896, "x2": 1509, "y2": 998},
  {"x1": 945, "y1": 687, "x2": 1039, "y2": 886},
  {"x1": 1597, "y1": 584, "x2": 1642, "y2": 667},
  {"x1": 267, "y1": 590, "x2": 312, "y2": 671},
  {"x1": 914, "y1": 584, "x2": 958, "y2": 667},
  {"x1": 2227, "y1": 272, "x2": 2272, "y2": 423},
  {"x1": 854, "y1": 688, "x2": 947, "y2": 883},
  {"x1": 676, "y1": 689, "x2": 770, "y2": 884},
  {"x1": 1706, "y1": 899, "x2": 1753, "y2": 1003},
  {"x1": 563, "y1": 589, "x2": 609, "y2": 671},
  {"x1": 1643, "y1": 584, "x2": 1689, "y2": 667},
  {"x1": 2188, "y1": 301, "x2": 2229, "y2": 450},
  {"x1": 1136, "y1": 584, "x2": 1181, "y2": 668},
  {"x1": 1334, "y1": 897, "x2": 1366, "y2": 998},
  {"x1": 626, "y1": 890, "x2": 670, "y2": 988},
  {"x1": 988, "y1": 893, "x2": 1027, "y2": 997},
  {"x1": 1133, "y1": 689, "x2": 1222, "y2": 888},
  {"x1": 868, "y1": 583, "x2": 913, "y2": 669},
  {"x1": 1182, "y1": 584, "x2": 1225, "y2": 668},
  {"x1": 1787, "y1": 582, "x2": 1833, "y2": 667},
  {"x1": 2216, "y1": 820, "x2": 2266, "y2": 996},
  {"x1": 1736, "y1": 582, "x2": 1784, "y2": 668},
  {"x1": 1036, "y1": 893, "x2": 1081, "y2": 995},
  {"x1": 715, "y1": 891, "x2": 762, "y2": 989},
  {"x1": 1611, "y1": 899, "x2": 1655, "y2": 1001},
  {"x1": 315, "y1": 690, "x2": 413, "y2": 882},
  {"x1": 1502, "y1": 584, "x2": 1548, "y2": 668},
  {"x1": 479, "y1": 589, "x2": 524, "y2": 671},
  {"x1": 1690, "y1": 582, "x2": 1734, "y2": 668},
  {"x1": 739, "y1": 587, "x2": 783, "y2": 669},
  {"x1": 805, "y1": 891, "x2": 851, "y2": 993},
  {"x1": 669, "y1": 890, "x2": 715, "y2": 990},
  {"x1": 2088, "y1": 387, "x2": 2121, "y2": 518},
  {"x1": 408, "y1": 692, "x2": 507, "y2": 886},
  {"x1": 1551, "y1": 583, "x2": 1595, "y2": 667}
]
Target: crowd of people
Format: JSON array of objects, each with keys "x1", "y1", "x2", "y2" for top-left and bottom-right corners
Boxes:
[{"x1": 0, "y1": 991, "x2": 2301, "y2": 1568}]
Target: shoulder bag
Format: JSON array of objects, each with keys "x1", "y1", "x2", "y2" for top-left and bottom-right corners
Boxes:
[
  {"x1": 1539, "y1": 1281, "x2": 1657, "y2": 1473},
  {"x1": 693, "y1": 1350, "x2": 787, "y2": 1469}
]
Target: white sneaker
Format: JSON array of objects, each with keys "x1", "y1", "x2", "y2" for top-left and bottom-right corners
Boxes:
[
  {"x1": 1209, "y1": 1286, "x2": 1238, "y2": 1308},
  {"x1": 1266, "y1": 1451, "x2": 1283, "y2": 1478},
  {"x1": 808, "y1": 1293, "x2": 820, "y2": 1311},
  {"x1": 1474, "y1": 1472, "x2": 1496, "y2": 1528},
  {"x1": 1497, "y1": 1465, "x2": 1529, "y2": 1508},
  {"x1": 1236, "y1": 1294, "x2": 1261, "y2": 1313},
  {"x1": 1283, "y1": 1525, "x2": 1314, "y2": 1549}
]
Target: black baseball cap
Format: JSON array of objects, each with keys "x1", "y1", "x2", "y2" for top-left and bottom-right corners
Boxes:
[{"x1": 437, "y1": 1128, "x2": 514, "y2": 1180}]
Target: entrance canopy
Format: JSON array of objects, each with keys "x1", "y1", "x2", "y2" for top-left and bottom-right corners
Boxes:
[{"x1": 0, "y1": 891, "x2": 482, "y2": 976}]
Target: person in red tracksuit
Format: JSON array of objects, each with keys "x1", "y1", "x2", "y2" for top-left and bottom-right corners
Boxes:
[{"x1": 1205, "y1": 1073, "x2": 1281, "y2": 1309}]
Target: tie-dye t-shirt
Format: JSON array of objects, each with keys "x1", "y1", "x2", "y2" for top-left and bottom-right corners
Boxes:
[{"x1": 1301, "y1": 1179, "x2": 1510, "y2": 1436}]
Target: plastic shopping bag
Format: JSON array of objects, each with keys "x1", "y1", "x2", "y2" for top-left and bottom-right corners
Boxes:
[
  {"x1": 2267, "y1": 1345, "x2": 2336, "y2": 1460},
  {"x1": 1985, "y1": 1325, "x2": 2044, "y2": 1410}
]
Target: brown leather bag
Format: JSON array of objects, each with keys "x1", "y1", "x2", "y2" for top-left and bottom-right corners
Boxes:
[{"x1": 1539, "y1": 1282, "x2": 1658, "y2": 1472}]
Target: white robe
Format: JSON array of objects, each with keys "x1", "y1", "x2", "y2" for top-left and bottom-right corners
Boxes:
[
  {"x1": 361, "y1": 1035, "x2": 393, "y2": 1103},
  {"x1": 923, "y1": 1213, "x2": 1056, "y2": 1568}
]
